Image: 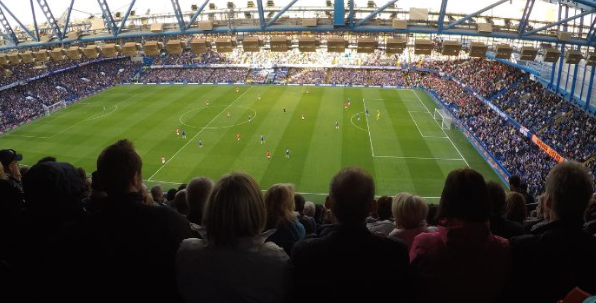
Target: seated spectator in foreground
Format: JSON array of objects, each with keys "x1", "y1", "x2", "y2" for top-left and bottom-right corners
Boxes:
[
  {"x1": 150, "y1": 184, "x2": 166, "y2": 206},
  {"x1": 9, "y1": 161, "x2": 87, "y2": 302},
  {"x1": 388, "y1": 193, "x2": 438, "y2": 249},
  {"x1": 292, "y1": 167, "x2": 411, "y2": 303},
  {"x1": 81, "y1": 139, "x2": 193, "y2": 303},
  {"x1": 506, "y1": 161, "x2": 596, "y2": 303},
  {"x1": 303, "y1": 201, "x2": 317, "y2": 234},
  {"x1": 505, "y1": 192, "x2": 527, "y2": 224},
  {"x1": 410, "y1": 168, "x2": 510, "y2": 303},
  {"x1": 294, "y1": 193, "x2": 316, "y2": 235},
  {"x1": 486, "y1": 181, "x2": 524, "y2": 239},
  {"x1": 185, "y1": 176, "x2": 214, "y2": 226},
  {"x1": 264, "y1": 184, "x2": 306, "y2": 255},
  {"x1": 176, "y1": 173, "x2": 291, "y2": 303},
  {"x1": 366, "y1": 195, "x2": 395, "y2": 237},
  {"x1": 524, "y1": 193, "x2": 550, "y2": 233}
]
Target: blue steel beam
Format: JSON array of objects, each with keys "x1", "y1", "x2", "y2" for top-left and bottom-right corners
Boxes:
[
  {"x1": 586, "y1": 64, "x2": 595, "y2": 110},
  {"x1": 587, "y1": 14, "x2": 596, "y2": 41},
  {"x1": 30, "y1": 0, "x2": 39, "y2": 41},
  {"x1": 570, "y1": 9, "x2": 583, "y2": 102},
  {"x1": 523, "y1": 8, "x2": 595, "y2": 36},
  {"x1": 573, "y1": 0, "x2": 596, "y2": 9},
  {"x1": 443, "y1": 0, "x2": 509, "y2": 30},
  {"x1": 518, "y1": 0, "x2": 535, "y2": 36},
  {"x1": 96, "y1": 0, "x2": 117, "y2": 36},
  {"x1": 36, "y1": 0, "x2": 62, "y2": 39},
  {"x1": 354, "y1": 0, "x2": 399, "y2": 27},
  {"x1": 550, "y1": 4, "x2": 562, "y2": 88},
  {"x1": 0, "y1": 1, "x2": 38, "y2": 42},
  {"x1": 437, "y1": 0, "x2": 448, "y2": 31},
  {"x1": 334, "y1": 0, "x2": 345, "y2": 27},
  {"x1": 60, "y1": 0, "x2": 75, "y2": 40},
  {"x1": 265, "y1": 0, "x2": 298, "y2": 27},
  {"x1": 170, "y1": 0, "x2": 186, "y2": 32},
  {"x1": 116, "y1": 0, "x2": 136, "y2": 35},
  {"x1": 256, "y1": 0, "x2": 265, "y2": 29},
  {"x1": 186, "y1": 0, "x2": 209, "y2": 30},
  {"x1": 556, "y1": 5, "x2": 569, "y2": 94},
  {"x1": 0, "y1": 3, "x2": 17, "y2": 45}
]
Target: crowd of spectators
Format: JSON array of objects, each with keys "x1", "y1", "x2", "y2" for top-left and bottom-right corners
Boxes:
[
  {"x1": 329, "y1": 69, "x2": 368, "y2": 85},
  {"x1": 0, "y1": 58, "x2": 140, "y2": 134},
  {"x1": 208, "y1": 68, "x2": 248, "y2": 83},
  {"x1": 420, "y1": 72, "x2": 557, "y2": 197},
  {"x1": 490, "y1": 77, "x2": 596, "y2": 162},
  {"x1": 369, "y1": 70, "x2": 406, "y2": 87},
  {"x1": 1, "y1": 139, "x2": 595, "y2": 303},
  {"x1": 247, "y1": 69, "x2": 271, "y2": 84},
  {"x1": 287, "y1": 68, "x2": 326, "y2": 84},
  {"x1": 0, "y1": 57, "x2": 97, "y2": 88},
  {"x1": 422, "y1": 58, "x2": 524, "y2": 99}
]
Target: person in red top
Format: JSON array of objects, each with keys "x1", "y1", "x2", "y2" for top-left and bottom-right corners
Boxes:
[
  {"x1": 343, "y1": 102, "x2": 348, "y2": 110},
  {"x1": 266, "y1": 150, "x2": 271, "y2": 160},
  {"x1": 176, "y1": 129, "x2": 180, "y2": 137},
  {"x1": 236, "y1": 134, "x2": 241, "y2": 141},
  {"x1": 236, "y1": 86, "x2": 240, "y2": 93},
  {"x1": 410, "y1": 168, "x2": 510, "y2": 303},
  {"x1": 161, "y1": 156, "x2": 166, "y2": 165}
]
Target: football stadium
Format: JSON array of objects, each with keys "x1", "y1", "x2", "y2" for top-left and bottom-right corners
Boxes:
[{"x1": 0, "y1": 0, "x2": 596, "y2": 302}]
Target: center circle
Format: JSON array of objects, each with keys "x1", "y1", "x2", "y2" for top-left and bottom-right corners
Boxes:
[{"x1": 179, "y1": 105, "x2": 258, "y2": 129}]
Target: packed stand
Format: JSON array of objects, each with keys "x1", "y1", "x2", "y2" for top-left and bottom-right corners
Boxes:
[
  {"x1": 492, "y1": 78, "x2": 596, "y2": 162},
  {"x1": 421, "y1": 73, "x2": 556, "y2": 197},
  {"x1": 140, "y1": 68, "x2": 214, "y2": 83},
  {"x1": 423, "y1": 58, "x2": 524, "y2": 99},
  {"x1": 369, "y1": 70, "x2": 407, "y2": 87},
  {"x1": 273, "y1": 68, "x2": 289, "y2": 84},
  {"x1": 0, "y1": 89, "x2": 44, "y2": 133},
  {"x1": 329, "y1": 68, "x2": 368, "y2": 85},
  {"x1": 0, "y1": 58, "x2": 140, "y2": 133},
  {"x1": 247, "y1": 69, "x2": 271, "y2": 84},
  {"x1": 287, "y1": 68, "x2": 326, "y2": 84},
  {"x1": 208, "y1": 68, "x2": 248, "y2": 83}
]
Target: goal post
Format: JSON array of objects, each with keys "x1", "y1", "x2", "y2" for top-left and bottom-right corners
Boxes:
[
  {"x1": 45, "y1": 101, "x2": 67, "y2": 116},
  {"x1": 433, "y1": 108, "x2": 453, "y2": 130}
]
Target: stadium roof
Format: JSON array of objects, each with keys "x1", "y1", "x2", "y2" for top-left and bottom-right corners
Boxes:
[{"x1": 1, "y1": 0, "x2": 596, "y2": 51}]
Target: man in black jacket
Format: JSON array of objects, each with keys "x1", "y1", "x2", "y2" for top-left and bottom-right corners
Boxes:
[
  {"x1": 292, "y1": 167, "x2": 412, "y2": 303},
  {"x1": 80, "y1": 139, "x2": 193, "y2": 303}
]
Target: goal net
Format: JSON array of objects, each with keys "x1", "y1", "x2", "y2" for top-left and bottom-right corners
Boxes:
[
  {"x1": 44, "y1": 100, "x2": 67, "y2": 116},
  {"x1": 433, "y1": 108, "x2": 453, "y2": 130}
]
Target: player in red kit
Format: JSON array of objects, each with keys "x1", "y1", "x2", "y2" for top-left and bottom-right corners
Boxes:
[
  {"x1": 176, "y1": 129, "x2": 180, "y2": 137},
  {"x1": 236, "y1": 86, "x2": 240, "y2": 93},
  {"x1": 266, "y1": 150, "x2": 271, "y2": 159},
  {"x1": 236, "y1": 133, "x2": 241, "y2": 141},
  {"x1": 161, "y1": 156, "x2": 166, "y2": 165}
]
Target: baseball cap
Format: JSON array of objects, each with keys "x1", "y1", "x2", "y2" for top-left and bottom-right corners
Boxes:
[{"x1": 0, "y1": 149, "x2": 23, "y2": 166}]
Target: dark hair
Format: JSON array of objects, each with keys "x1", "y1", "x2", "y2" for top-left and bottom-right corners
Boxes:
[
  {"x1": 294, "y1": 193, "x2": 306, "y2": 213},
  {"x1": 186, "y1": 177, "x2": 214, "y2": 225},
  {"x1": 376, "y1": 196, "x2": 393, "y2": 220},
  {"x1": 546, "y1": 161, "x2": 593, "y2": 223},
  {"x1": 329, "y1": 167, "x2": 375, "y2": 225},
  {"x1": 437, "y1": 168, "x2": 490, "y2": 223},
  {"x1": 37, "y1": 156, "x2": 57, "y2": 164},
  {"x1": 178, "y1": 184, "x2": 187, "y2": 191},
  {"x1": 486, "y1": 180, "x2": 506, "y2": 217},
  {"x1": 508, "y1": 175, "x2": 521, "y2": 190},
  {"x1": 96, "y1": 139, "x2": 142, "y2": 195},
  {"x1": 426, "y1": 204, "x2": 439, "y2": 226},
  {"x1": 166, "y1": 188, "x2": 177, "y2": 201}
]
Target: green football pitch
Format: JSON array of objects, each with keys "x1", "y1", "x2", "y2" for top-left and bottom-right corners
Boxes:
[{"x1": 0, "y1": 85, "x2": 503, "y2": 203}]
